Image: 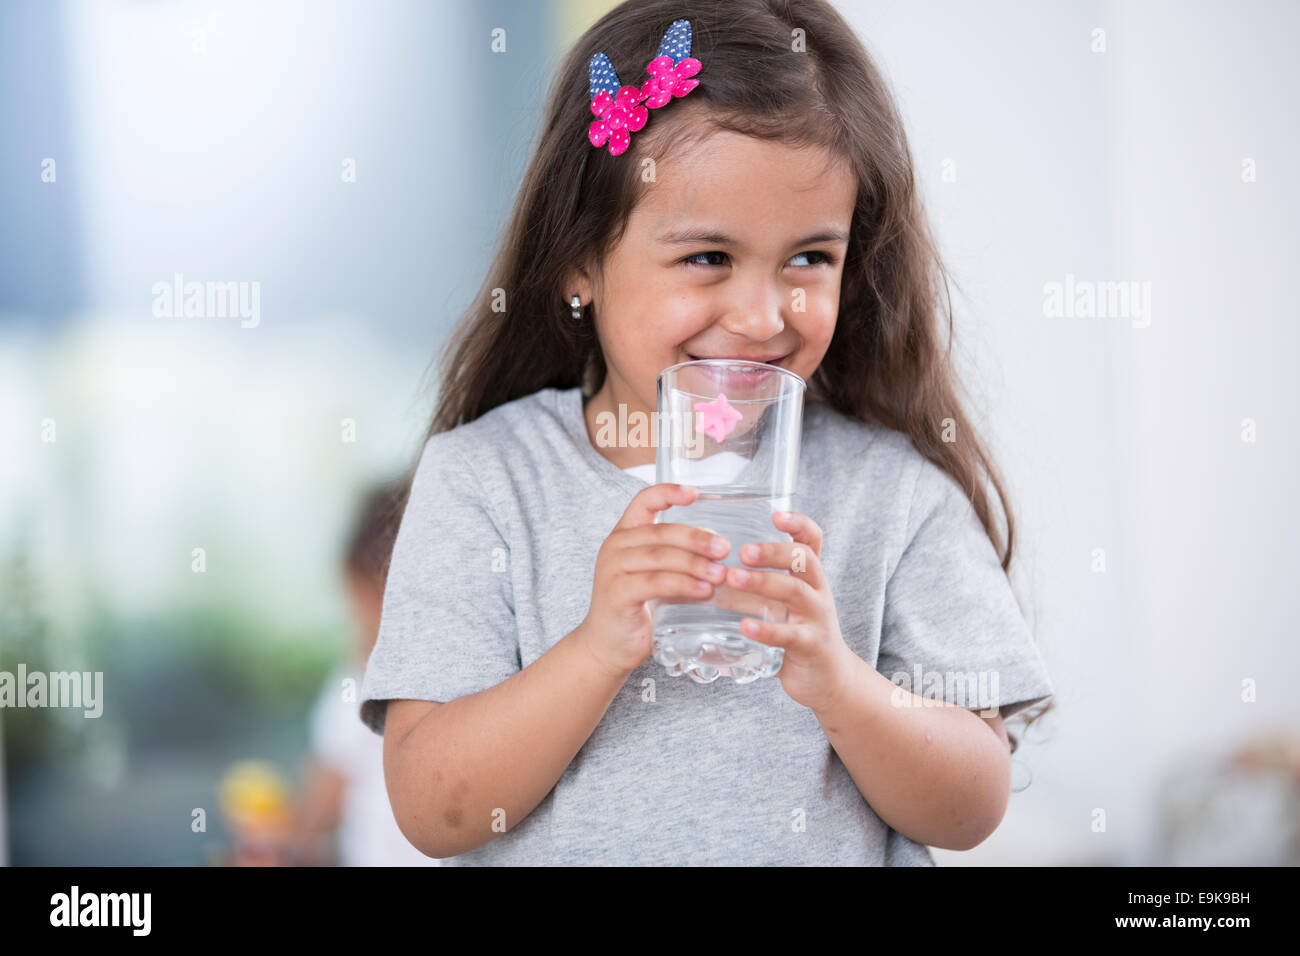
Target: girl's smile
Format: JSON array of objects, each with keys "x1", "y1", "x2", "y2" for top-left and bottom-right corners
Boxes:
[{"x1": 684, "y1": 351, "x2": 790, "y2": 366}]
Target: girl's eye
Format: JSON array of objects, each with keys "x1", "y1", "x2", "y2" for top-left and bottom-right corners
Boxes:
[
  {"x1": 682, "y1": 250, "x2": 835, "y2": 269},
  {"x1": 683, "y1": 251, "x2": 729, "y2": 268},
  {"x1": 789, "y1": 250, "x2": 833, "y2": 267}
]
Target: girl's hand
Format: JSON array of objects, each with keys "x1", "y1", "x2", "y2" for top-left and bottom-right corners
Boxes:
[
  {"x1": 725, "y1": 511, "x2": 857, "y2": 713},
  {"x1": 577, "y1": 483, "x2": 731, "y2": 679}
]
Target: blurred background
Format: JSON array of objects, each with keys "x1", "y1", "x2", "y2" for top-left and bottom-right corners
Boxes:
[{"x1": 1, "y1": 0, "x2": 1296, "y2": 866}]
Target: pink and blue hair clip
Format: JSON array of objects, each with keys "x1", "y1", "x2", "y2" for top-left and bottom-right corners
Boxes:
[{"x1": 588, "y1": 18, "x2": 702, "y2": 156}]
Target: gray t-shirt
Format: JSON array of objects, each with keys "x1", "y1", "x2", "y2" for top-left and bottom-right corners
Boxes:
[{"x1": 360, "y1": 386, "x2": 1054, "y2": 865}]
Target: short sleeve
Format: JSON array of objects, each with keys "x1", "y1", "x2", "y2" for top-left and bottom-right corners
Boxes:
[
  {"x1": 360, "y1": 434, "x2": 519, "y2": 736},
  {"x1": 878, "y1": 458, "x2": 1054, "y2": 720}
]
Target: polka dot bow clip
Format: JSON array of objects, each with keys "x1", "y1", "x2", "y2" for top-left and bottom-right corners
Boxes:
[{"x1": 588, "y1": 18, "x2": 702, "y2": 156}]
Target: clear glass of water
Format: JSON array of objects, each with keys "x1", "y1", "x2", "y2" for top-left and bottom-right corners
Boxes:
[{"x1": 649, "y1": 358, "x2": 806, "y2": 684}]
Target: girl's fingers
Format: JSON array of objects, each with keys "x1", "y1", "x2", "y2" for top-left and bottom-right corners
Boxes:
[
  {"x1": 706, "y1": 580, "x2": 789, "y2": 618},
  {"x1": 616, "y1": 482, "x2": 698, "y2": 530},
  {"x1": 774, "y1": 510, "x2": 822, "y2": 557},
  {"x1": 737, "y1": 616, "x2": 808, "y2": 653},
  {"x1": 725, "y1": 563, "x2": 818, "y2": 616},
  {"x1": 736, "y1": 539, "x2": 826, "y2": 591},
  {"x1": 614, "y1": 558, "x2": 784, "y2": 618},
  {"x1": 617, "y1": 521, "x2": 731, "y2": 561},
  {"x1": 618, "y1": 570, "x2": 717, "y2": 605},
  {"x1": 618, "y1": 543, "x2": 729, "y2": 585}
]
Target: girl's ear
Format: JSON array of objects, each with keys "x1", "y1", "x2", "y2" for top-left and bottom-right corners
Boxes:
[{"x1": 563, "y1": 263, "x2": 594, "y2": 305}]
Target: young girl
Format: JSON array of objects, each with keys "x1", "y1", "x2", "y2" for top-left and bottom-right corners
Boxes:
[{"x1": 360, "y1": 0, "x2": 1054, "y2": 866}]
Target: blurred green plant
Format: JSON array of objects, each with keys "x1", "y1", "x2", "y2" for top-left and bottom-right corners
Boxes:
[
  {"x1": 0, "y1": 541, "x2": 56, "y2": 766},
  {"x1": 2, "y1": 539, "x2": 348, "y2": 770}
]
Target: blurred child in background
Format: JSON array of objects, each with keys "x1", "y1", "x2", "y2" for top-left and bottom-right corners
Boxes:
[
  {"x1": 216, "y1": 759, "x2": 293, "y2": 866},
  {"x1": 288, "y1": 478, "x2": 440, "y2": 866}
]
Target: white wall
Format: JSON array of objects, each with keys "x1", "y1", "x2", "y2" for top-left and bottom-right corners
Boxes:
[
  {"x1": 1106, "y1": 0, "x2": 1300, "y2": 862},
  {"x1": 837, "y1": 0, "x2": 1298, "y2": 864}
]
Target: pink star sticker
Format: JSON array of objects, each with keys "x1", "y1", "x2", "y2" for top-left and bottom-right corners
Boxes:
[{"x1": 694, "y1": 392, "x2": 743, "y2": 442}]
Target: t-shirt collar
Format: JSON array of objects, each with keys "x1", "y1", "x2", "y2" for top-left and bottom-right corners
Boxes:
[{"x1": 558, "y1": 387, "x2": 655, "y2": 497}]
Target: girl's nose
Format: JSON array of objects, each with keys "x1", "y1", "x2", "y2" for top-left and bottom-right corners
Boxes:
[{"x1": 718, "y1": 277, "x2": 786, "y2": 340}]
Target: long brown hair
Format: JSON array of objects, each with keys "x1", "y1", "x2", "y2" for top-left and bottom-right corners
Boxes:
[{"x1": 389, "y1": 0, "x2": 1052, "y2": 755}]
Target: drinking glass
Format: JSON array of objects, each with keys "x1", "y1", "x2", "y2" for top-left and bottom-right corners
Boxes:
[{"x1": 649, "y1": 359, "x2": 806, "y2": 684}]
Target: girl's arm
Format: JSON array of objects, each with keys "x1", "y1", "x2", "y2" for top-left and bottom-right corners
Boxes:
[
  {"x1": 382, "y1": 625, "x2": 630, "y2": 859},
  {"x1": 816, "y1": 656, "x2": 1011, "y2": 851}
]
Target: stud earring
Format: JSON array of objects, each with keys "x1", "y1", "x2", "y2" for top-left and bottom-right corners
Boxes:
[{"x1": 570, "y1": 294, "x2": 583, "y2": 321}]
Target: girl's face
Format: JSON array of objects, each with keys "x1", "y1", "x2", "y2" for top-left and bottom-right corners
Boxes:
[{"x1": 571, "y1": 123, "x2": 858, "y2": 462}]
